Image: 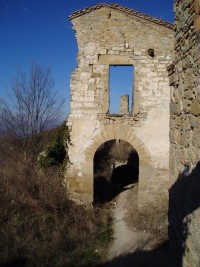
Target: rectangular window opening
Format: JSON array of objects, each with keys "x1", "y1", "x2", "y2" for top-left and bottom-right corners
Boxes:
[{"x1": 109, "y1": 65, "x2": 134, "y2": 114}]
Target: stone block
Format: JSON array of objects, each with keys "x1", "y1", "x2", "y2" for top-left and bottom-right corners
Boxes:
[
  {"x1": 98, "y1": 55, "x2": 134, "y2": 64},
  {"x1": 92, "y1": 72, "x2": 101, "y2": 78},
  {"x1": 189, "y1": 115, "x2": 200, "y2": 128},
  {"x1": 191, "y1": 99, "x2": 200, "y2": 115},
  {"x1": 194, "y1": 15, "x2": 200, "y2": 31},
  {"x1": 194, "y1": 0, "x2": 200, "y2": 14}
]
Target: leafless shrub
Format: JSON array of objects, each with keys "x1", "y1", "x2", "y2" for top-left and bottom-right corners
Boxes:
[{"x1": 0, "y1": 63, "x2": 65, "y2": 154}]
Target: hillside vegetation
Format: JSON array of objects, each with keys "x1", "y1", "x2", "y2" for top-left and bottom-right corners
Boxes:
[{"x1": 0, "y1": 124, "x2": 112, "y2": 267}]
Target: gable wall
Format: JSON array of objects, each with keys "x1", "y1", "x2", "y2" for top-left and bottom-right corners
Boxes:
[
  {"x1": 67, "y1": 6, "x2": 173, "y2": 206},
  {"x1": 70, "y1": 8, "x2": 173, "y2": 115}
]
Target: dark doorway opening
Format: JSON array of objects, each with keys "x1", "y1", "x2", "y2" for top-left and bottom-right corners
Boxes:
[{"x1": 93, "y1": 139, "x2": 139, "y2": 204}]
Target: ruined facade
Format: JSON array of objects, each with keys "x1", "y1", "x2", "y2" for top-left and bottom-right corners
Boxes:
[
  {"x1": 67, "y1": 4, "x2": 174, "y2": 207},
  {"x1": 168, "y1": 0, "x2": 200, "y2": 266}
]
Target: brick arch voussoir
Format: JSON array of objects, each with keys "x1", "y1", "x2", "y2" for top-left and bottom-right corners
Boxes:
[
  {"x1": 126, "y1": 131, "x2": 152, "y2": 165},
  {"x1": 85, "y1": 128, "x2": 113, "y2": 161},
  {"x1": 85, "y1": 125, "x2": 152, "y2": 165}
]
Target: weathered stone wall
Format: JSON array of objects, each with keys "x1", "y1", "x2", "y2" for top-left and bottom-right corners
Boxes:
[
  {"x1": 120, "y1": 95, "x2": 129, "y2": 114},
  {"x1": 67, "y1": 4, "x2": 173, "y2": 206},
  {"x1": 168, "y1": 0, "x2": 200, "y2": 266}
]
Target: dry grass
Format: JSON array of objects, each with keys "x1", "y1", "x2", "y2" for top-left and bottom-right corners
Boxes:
[
  {"x1": 126, "y1": 185, "x2": 168, "y2": 248},
  {"x1": 0, "y1": 137, "x2": 112, "y2": 267}
]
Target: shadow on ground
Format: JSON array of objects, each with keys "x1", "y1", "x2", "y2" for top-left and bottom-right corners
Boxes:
[
  {"x1": 0, "y1": 242, "x2": 176, "y2": 267},
  {"x1": 111, "y1": 164, "x2": 138, "y2": 187},
  {"x1": 93, "y1": 175, "x2": 133, "y2": 204},
  {"x1": 95, "y1": 241, "x2": 176, "y2": 267},
  {"x1": 93, "y1": 155, "x2": 138, "y2": 204},
  {"x1": 0, "y1": 258, "x2": 27, "y2": 267}
]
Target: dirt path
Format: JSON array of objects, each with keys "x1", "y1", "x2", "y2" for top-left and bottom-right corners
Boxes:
[
  {"x1": 108, "y1": 185, "x2": 150, "y2": 261},
  {"x1": 100, "y1": 184, "x2": 176, "y2": 267}
]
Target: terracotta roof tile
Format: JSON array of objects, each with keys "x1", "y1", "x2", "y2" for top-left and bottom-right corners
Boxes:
[{"x1": 69, "y1": 3, "x2": 173, "y2": 29}]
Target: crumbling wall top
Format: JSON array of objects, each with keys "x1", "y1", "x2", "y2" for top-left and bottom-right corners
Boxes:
[{"x1": 69, "y1": 3, "x2": 173, "y2": 29}]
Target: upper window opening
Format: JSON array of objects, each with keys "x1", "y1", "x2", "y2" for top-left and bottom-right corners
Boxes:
[{"x1": 109, "y1": 65, "x2": 134, "y2": 114}]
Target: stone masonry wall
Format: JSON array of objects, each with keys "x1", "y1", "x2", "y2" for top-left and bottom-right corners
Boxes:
[
  {"x1": 168, "y1": 0, "x2": 200, "y2": 266},
  {"x1": 120, "y1": 95, "x2": 129, "y2": 114},
  {"x1": 67, "y1": 4, "x2": 174, "y2": 206}
]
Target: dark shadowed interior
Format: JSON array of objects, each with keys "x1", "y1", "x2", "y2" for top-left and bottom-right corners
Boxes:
[{"x1": 93, "y1": 139, "x2": 139, "y2": 204}]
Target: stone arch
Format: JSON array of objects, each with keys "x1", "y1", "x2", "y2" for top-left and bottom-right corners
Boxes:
[
  {"x1": 85, "y1": 124, "x2": 152, "y2": 165},
  {"x1": 84, "y1": 124, "x2": 153, "y2": 204}
]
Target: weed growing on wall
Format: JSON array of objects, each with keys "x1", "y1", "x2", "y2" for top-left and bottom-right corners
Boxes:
[{"x1": 38, "y1": 123, "x2": 69, "y2": 167}]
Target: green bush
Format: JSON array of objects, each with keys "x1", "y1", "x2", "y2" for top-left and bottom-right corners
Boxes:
[{"x1": 38, "y1": 123, "x2": 69, "y2": 167}]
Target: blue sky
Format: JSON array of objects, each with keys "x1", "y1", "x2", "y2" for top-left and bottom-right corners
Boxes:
[{"x1": 0, "y1": 0, "x2": 174, "y2": 117}]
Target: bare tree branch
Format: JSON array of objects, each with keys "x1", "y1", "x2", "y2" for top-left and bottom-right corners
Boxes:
[{"x1": 0, "y1": 63, "x2": 65, "y2": 152}]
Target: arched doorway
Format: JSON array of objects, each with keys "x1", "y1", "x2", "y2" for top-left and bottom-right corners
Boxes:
[{"x1": 93, "y1": 139, "x2": 139, "y2": 204}]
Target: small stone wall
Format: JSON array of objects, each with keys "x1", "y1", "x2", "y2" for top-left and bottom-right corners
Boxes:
[
  {"x1": 120, "y1": 95, "x2": 129, "y2": 114},
  {"x1": 67, "y1": 4, "x2": 173, "y2": 207},
  {"x1": 168, "y1": 0, "x2": 200, "y2": 266}
]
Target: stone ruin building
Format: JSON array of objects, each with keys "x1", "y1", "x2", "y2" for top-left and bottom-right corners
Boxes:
[
  {"x1": 66, "y1": 1, "x2": 200, "y2": 265},
  {"x1": 66, "y1": 3, "x2": 174, "y2": 207},
  {"x1": 168, "y1": 0, "x2": 200, "y2": 266}
]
